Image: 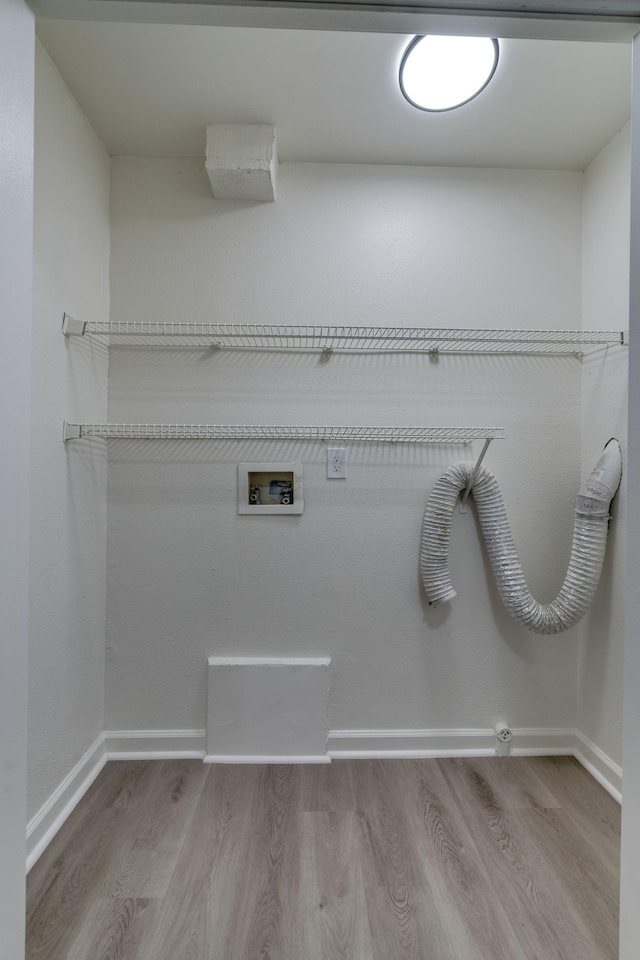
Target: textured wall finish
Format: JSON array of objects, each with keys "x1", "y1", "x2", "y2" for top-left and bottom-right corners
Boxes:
[
  {"x1": 579, "y1": 123, "x2": 630, "y2": 768},
  {"x1": 29, "y1": 42, "x2": 110, "y2": 821},
  {"x1": 106, "y1": 159, "x2": 583, "y2": 735}
]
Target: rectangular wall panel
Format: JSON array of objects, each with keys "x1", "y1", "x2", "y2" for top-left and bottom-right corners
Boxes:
[{"x1": 207, "y1": 657, "x2": 330, "y2": 760}]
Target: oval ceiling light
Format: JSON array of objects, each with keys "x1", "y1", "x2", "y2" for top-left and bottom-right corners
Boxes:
[{"x1": 399, "y1": 35, "x2": 499, "y2": 112}]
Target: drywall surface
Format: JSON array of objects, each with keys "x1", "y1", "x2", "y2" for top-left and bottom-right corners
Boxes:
[
  {"x1": 621, "y1": 39, "x2": 640, "y2": 958},
  {"x1": 579, "y1": 123, "x2": 630, "y2": 768},
  {"x1": 29, "y1": 42, "x2": 110, "y2": 820},
  {"x1": 0, "y1": 1, "x2": 33, "y2": 952},
  {"x1": 106, "y1": 158, "x2": 584, "y2": 734}
]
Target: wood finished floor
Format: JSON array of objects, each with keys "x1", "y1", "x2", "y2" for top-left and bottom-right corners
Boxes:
[{"x1": 26, "y1": 757, "x2": 620, "y2": 960}]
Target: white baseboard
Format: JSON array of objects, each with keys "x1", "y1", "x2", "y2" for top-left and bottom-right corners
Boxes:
[
  {"x1": 26, "y1": 733, "x2": 107, "y2": 873},
  {"x1": 328, "y1": 727, "x2": 496, "y2": 757},
  {"x1": 328, "y1": 726, "x2": 620, "y2": 802},
  {"x1": 574, "y1": 730, "x2": 622, "y2": 803},
  {"x1": 327, "y1": 726, "x2": 576, "y2": 759},
  {"x1": 204, "y1": 753, "x2": 331, "y2": 763},
  {"x1": 27, "y1": 724, "x2": 621, "y2": 871},
  {"x1": 104, "y1": 729, "x2": 329, "y2": 763},
  {"x1": 511, "y1": 727, "x2": 577, "y2": 756},
  {"x1": 105, "y1": 728, "x2": 206, "y2": 759},
  {"x1": 100, "y1": 728, "x2": 621, "y2": 804}
]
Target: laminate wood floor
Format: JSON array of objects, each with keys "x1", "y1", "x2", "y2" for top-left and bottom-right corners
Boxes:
[{"x1": 26, "y1": 757, "x2": 620, "y2": 960}]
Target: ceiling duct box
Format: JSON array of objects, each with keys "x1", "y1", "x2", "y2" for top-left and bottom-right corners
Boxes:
[{"x1": 205, "y1": 124, "x2": 277, "y2": 202}]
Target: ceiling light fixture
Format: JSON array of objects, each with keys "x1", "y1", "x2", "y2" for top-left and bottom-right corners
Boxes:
[{"x1": 399, "y1": 35, "x2": 499, "y2": 112}]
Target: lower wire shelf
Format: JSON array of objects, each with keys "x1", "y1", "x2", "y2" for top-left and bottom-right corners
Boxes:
[{"x1": 62, "y1": 422, "x2": 505, "y2": 444}]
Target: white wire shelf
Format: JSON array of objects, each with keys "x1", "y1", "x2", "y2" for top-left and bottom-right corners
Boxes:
[
  {"x1": 62, "y1": 422, "x2": 505, "y2": 444},
  {"x1": 62, "y1": 317, "x2": 626, "y2": 355}
]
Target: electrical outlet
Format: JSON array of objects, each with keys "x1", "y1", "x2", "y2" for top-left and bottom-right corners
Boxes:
[
  {"x1": 327, "y1": 447, "x2": 347, "y2": 479},
  {"x1": 495, "y1": 724, "x2": 512, "y2": 757}
]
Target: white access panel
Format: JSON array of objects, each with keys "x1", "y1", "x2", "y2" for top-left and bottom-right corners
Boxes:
[{"x1": 206, "y1": 657, "x2": 331, "y2": 762}]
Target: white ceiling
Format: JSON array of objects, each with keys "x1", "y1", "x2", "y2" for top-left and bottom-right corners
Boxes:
[{"x1": 36, "y1": 20, "x2": 631, "y2": 169}]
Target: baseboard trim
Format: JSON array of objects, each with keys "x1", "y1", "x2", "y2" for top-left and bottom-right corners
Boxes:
[
  {"x1": 328, "y1": 727, "x2": 494, "y2": 757},
  {"x1": 204, "y1": 754, "x2": 331, "y2": 763},
  {"x1": 100, "y1": 727, "x2": 621, "y2": 803},
  {"x1": 105, "y1": 728, "x2": 206, "y2": 759},
  {"x1": 27, "y1": 723, "x2": 621, "y2": 871},
  {"x1": 328, "y1": 726, "x2": 620, "y2": 802},
  {"x1": 327, "y1": 726, "x2": 576, "y2": 759},
  {"x1": 26, "y1": 733, "x2": 107, "y2": 873},
  {"x1": 511, "y1": 727, "x2": 577, "y2": 756},
  {"x1": 574, "y1": 730, "x2": 622, "y2": 803}
]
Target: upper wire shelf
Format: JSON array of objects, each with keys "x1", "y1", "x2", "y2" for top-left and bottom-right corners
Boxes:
[
  {"x1": 62, "y1": 422, "x2": 506, "y2": 444},
  {"x1": 62, "y1": 317, "x2": 626, "y2": 356}
]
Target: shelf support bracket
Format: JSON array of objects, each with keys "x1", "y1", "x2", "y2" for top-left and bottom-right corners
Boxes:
[
  {"x1": 62, "y1": 420, "x2": 81, "y2": 442},
  {"x1": 62, "y1": 313, "x2": 86, "y2": 337},
  {"x1": 459, "y1": 438, "x2": 492, "y2": 514}
]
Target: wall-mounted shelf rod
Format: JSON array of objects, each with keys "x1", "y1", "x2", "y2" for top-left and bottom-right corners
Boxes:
[
  {"x1": 62, "y1": 316, "x2": 626, "y2": 355},
  {"x1": 458, "y1": 436, "x2": 497, "y2": 515}
]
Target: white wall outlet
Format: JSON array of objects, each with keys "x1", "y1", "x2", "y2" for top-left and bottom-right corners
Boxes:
[
  {"x1": 495, "y1": 723, "x2": 512, "y2": 757},
  {"x1": 327, "y1": 447, "x2": 347, "y2": 479}
]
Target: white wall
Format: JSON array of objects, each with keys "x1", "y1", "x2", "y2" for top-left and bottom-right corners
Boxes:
[
  {"x1": 106, "y1": 158, "x2": 584, "y2": 736},
  {"x1": 621, "y1": 37, "x2": 640, "y2": 959},
  {"x1": 29, "y1": 42, "x2": 110, "y2": 820},
  {"x1": 579, "y1": 122, "x2": 630, "y2": 768},
  {"x1": 0, "y1": 2, "x2": 33, "y2": 953}
]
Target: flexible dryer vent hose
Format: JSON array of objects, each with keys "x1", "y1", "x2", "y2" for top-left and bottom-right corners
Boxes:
[{"x1": 419, "y1": 439, "x2": 622, "y2": 635}]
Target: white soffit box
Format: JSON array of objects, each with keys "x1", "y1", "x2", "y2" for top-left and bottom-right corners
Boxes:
[
  {"x1": 205, "y1": 124, "x2": 277, "y2": 202},
  {"x1": 206, "y1": 656, "x2": 330, "y2": 761}
]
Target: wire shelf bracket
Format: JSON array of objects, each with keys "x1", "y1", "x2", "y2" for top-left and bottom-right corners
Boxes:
[
  {"x1": 459, "y1": 437, "x2": 491, "y2": 515},
  {"x1": 62, "y1": 313, "x2": 87, "y2": 337}
]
